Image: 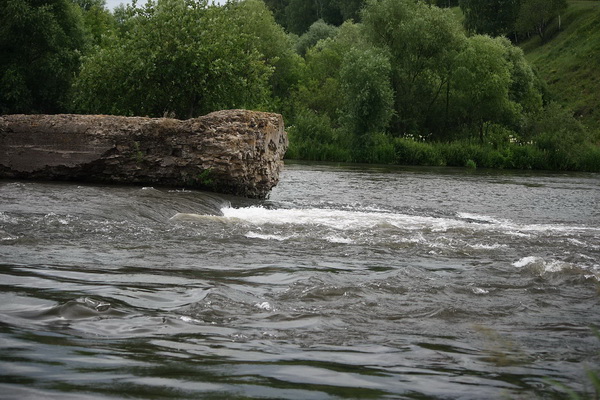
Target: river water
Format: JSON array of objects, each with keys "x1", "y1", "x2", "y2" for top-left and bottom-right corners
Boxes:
[{"x1": 0, "y1": 162, "x2": 599, "y2": 399}]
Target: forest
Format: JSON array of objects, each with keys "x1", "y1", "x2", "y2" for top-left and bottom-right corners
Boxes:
[{"x1": 1, "y1": 0, "x2": 599, "y2": 171}]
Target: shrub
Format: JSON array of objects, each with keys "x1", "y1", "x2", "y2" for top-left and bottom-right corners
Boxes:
[
  {"x1": 393, "y1": 138, "x2": 444, "y2": 166},
  {"x1": 286, "y1": 110, "x2": 351, "y2": 162}
]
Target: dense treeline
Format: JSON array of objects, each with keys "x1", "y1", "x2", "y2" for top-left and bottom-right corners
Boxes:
[
  {"x1": 459, "y1": 0, "x2": 568, "y2": 42},
  {"x1": 1, "y1": 0, "x2": 598, "y2": 171}
]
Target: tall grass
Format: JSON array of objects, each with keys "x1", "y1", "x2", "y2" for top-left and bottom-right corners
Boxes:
[{"x1": 287, "y1": 133, "x2": 600, "y2": 172}]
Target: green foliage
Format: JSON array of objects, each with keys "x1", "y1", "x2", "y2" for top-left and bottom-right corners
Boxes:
[
  {"x1": 265, "y1": 0, "x2": 366, "y2": 35},
  {"x1": 72, "y1": 0, "x2": 277, "y2": 118},
  {"x1": 223, "y1": 0, "x2": 304, "y2": 109},
  {"x1": 465, "y1": 159, "x2": 477, "y2": 169},
  {"x1": 295, "y1": 19, "x2": 338, "y2": 56},
  {"x1": 0, "y1": 0, "x2": 86, "y2": 113},
  {"x1": 338, "y1": 47, "x2": 394, "y2": 139},
  {"x1": 393, "y1": 138, "x2": 445, "y2": 166},
  {"x1": 362, "y1": 0, "x2": 466, "y2": 137},
  {"x1": 75, "y1": 0, "x2": 117, "y2": 48},
  {"x1": 459, "y1": 0, "x2": 521, "y2": 37},
  {"x1": 195, "y1": 168, "x2": 214, "y2": 187},
  {"x1": 293, "y1": 21, "x2": 363, "y2": 123},
  {"x1": 520, "y1": 102, "x2": 600, "y2": 171},
  {"x1": 286, "y1": 109, "x2": 351, "y2": 162},
  {"x1": 284, "y1": 0, "x2": 323, "y2": 35},
  {"x1": 286, "y1": 0, "x2": 592, "y2": 169},
  {"x1": 451, "y1": 35, "x2": 521, "y2": 141},
  {"x1": 516, "y1": 0, "x2": 568, "y2": 41},
  {"x1": 522, "y1": 1, "x2": 600, "y2": 132},
  {"x1": 2, "y1": 0, "x2": 595, "y2": 173}
]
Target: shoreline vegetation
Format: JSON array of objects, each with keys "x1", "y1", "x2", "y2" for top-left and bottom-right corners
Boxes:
[{"x1": 1, "y1": 0, "x2": 599, "y2": 172}]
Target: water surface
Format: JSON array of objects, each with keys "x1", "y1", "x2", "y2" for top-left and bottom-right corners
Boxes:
[{"x1": 1, "y1": 162, "x2": 599, "y2": 399}]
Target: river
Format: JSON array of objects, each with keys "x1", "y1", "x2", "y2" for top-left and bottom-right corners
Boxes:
[{"x1": 1, "y1": 162, "x2": 599, "y2": 399}]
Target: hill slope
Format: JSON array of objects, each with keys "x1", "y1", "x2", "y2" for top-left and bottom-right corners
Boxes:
[{"x1": 522, "y1": 1, "x2": 600, "y2": 131}]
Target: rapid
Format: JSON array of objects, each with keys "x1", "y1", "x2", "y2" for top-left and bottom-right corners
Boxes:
[{"x1": 1, "y1": 162, "x2": 599, "y2": 399}]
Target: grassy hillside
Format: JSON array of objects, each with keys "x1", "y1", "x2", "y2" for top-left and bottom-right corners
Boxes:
[{"x1": 521, "y1": 1, "x2": 600, "y2": 132}]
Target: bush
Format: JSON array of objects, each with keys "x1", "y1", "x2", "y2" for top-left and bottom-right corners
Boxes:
[
  {"x1": 286, "y1": 110, "x2": 351, "y2": 161},
  {"x1": 353, "y1": 133, "x2": 396, "y2": 164},
  {"x1": 393, "y1": 138, "x2": 444, "y2": 166},
  {"x1": 506, "y1": 144, "x2": 547, "y2": 169}
]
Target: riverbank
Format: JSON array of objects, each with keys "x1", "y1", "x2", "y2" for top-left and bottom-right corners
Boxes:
[
  {"x1": 286, "y1": 0, "x2": 600, "y2": 173},
  {"x1": 522, "y1": 0, "x2": 600, "y2": 132},
  {"x1": 286, "y1": 136, "x2": 600, "y2": 172}
]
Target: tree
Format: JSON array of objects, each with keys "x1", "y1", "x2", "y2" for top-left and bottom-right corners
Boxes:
[
  {"x1": 499, "y1": 39, "x2": 543, "y2": 115},
  {"x1": 74, "y1": 0, "x2": 117, "y2": 48},
  {"x1": 459, "y1": 0, "x2": 521, "y2": 37},
  {"x1": 0, "y1": 0, "x2": 86, "y2": 114},
  {"x1": 339, "y1": 47, "x2": 394, "y2": 152},
  {"x1": 451, "y1": 35, "x2": 520, "y2": 142},
  {"x1": 293, "y1": 22, "x2": 368, "y2": 121},
  {"x1": 362, "y1": 0, "x2": 466, "y2": 137},
  {"x1": 223, "y1": 0, "x2": 304, "y2": 110},
  {"x1": 262, "y1": 0, "x2": 288, "y2": 28},
  {"x1": 265, "y1": 0, "x2": 365, "y2": 34},
  {"x1": 295, "y1": 19, "x2": 338, "y2": 56},
  {"x1": 72, "y1": 0, "x2": 274, "y2": 118},
  {"x1": 332, "y1": 0, "x2": 364, "y2": 22},
  {"x1": 284, "y1": 0, "x2": 319, "y2": 34},
  {"x1": 516, "y1": 0, "x2": 568, "y2": 42}
]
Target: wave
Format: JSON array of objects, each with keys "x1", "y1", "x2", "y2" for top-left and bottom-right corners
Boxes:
[
  {"x1": 221, "y1": 206, "x2": 468, "y2": 231},
  {"x1": 15, "y1": 297, "x2": 125, "y2": 321},
  {"x1": 217, "y1": 206, "x2": 597, "y2": 236},
  {"x1": 513, "y1": 256, "x2": 599, "y2": 280}
]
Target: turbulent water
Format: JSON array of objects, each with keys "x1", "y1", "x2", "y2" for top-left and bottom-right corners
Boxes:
[{"x1": 1, "y1": 162, "x2": 599, "y2": 399}]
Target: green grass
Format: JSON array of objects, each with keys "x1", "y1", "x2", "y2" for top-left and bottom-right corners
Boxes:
[{"x1": 522, "y1": 0, "x2": 600, "y2": 132}]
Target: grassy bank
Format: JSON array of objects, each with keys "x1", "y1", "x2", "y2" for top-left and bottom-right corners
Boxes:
[
  {"x1": 287, "y1": 134, "x2": 600, "y2": 172},
  {"x1": 522, "y1": 0, "x2": 600, "y2": 131}
]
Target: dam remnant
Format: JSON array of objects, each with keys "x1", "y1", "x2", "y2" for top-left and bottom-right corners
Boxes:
[{"x1": 0, "y1": 110, "x2": 288, "y2": 199}]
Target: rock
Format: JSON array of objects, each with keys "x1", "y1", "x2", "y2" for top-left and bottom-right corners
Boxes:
[{"x1": 0, "y1": 110, "x2": 288, "y2": 199}]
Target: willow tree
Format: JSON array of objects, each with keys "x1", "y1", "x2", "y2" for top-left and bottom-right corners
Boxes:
[
  {"x1": 451, "y1": 35, "x2": 521, "y2": 143},
  {"x1": 0, "y1": 0, "x2": 86, "y2": 114},
  {"x1": 339, "y1": 46, "x2": 394, "y2": 160},
  {"x1": 72, "y1": 0, "x2": 277, "y2": 118},
  {"x1": 224, "y1": 0, "x2": 304, "y2": 111},
  {"x1": 361, "y1": 0, "x2": 466, "y2": 138}
]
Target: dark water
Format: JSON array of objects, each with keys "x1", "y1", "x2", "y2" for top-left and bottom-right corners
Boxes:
[{"x1": 1, "y1": 162, "x2": 599, "y2": 399}]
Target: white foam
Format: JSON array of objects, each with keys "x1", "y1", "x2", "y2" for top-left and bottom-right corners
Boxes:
[
  {"x1": 325, "y1": 235, "x2": 353, "y2": 244},
  {"x1": 220, "y1": 206, "x2": 468, "y2": 232},
  {"x1": 245, "y1": 231, "x2": 291, "y2": 241},
  {"x1": 513, "y1": 256, "x2": 541, "y2": 268},
  {"x1": 255, "y1": 301, "x2": 272, "y2": 311},
  {"x1": 180, "y1": 315, "x2": 202, "y2": 323},
  {"x1": 469, "y1": 243, "x2": 507, "y2": 250},
  {"x1": 0, "y1": 212, "x2": 18, "y2": 224},
  {"x1": 0, "y1": 232, "x2": 17, "y2": 241},
  {"x1": 43, "y1": 212, "x2": 70, "y2": 225},
  {"x1": 457, "y1": 212, "x2": 503, "y2": 224},
  {"x1": 170, "y1": 213, "x2": 225, "y2": 223},
  {"x1": 512, "y1": 256, "x2": 598, "y2": 279},
  {"x1": 457, "y1": 212, "x2": 598, "y2": 237}
]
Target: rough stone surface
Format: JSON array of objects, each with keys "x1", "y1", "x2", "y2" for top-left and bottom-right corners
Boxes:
[{"x1": 0, "y1": 110, "x2": 288, "y2": 198}]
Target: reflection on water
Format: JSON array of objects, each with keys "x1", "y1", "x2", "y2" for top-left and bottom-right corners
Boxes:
[{"x1": 1, "y1": 162, "x2": 599, "y2": 399}]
